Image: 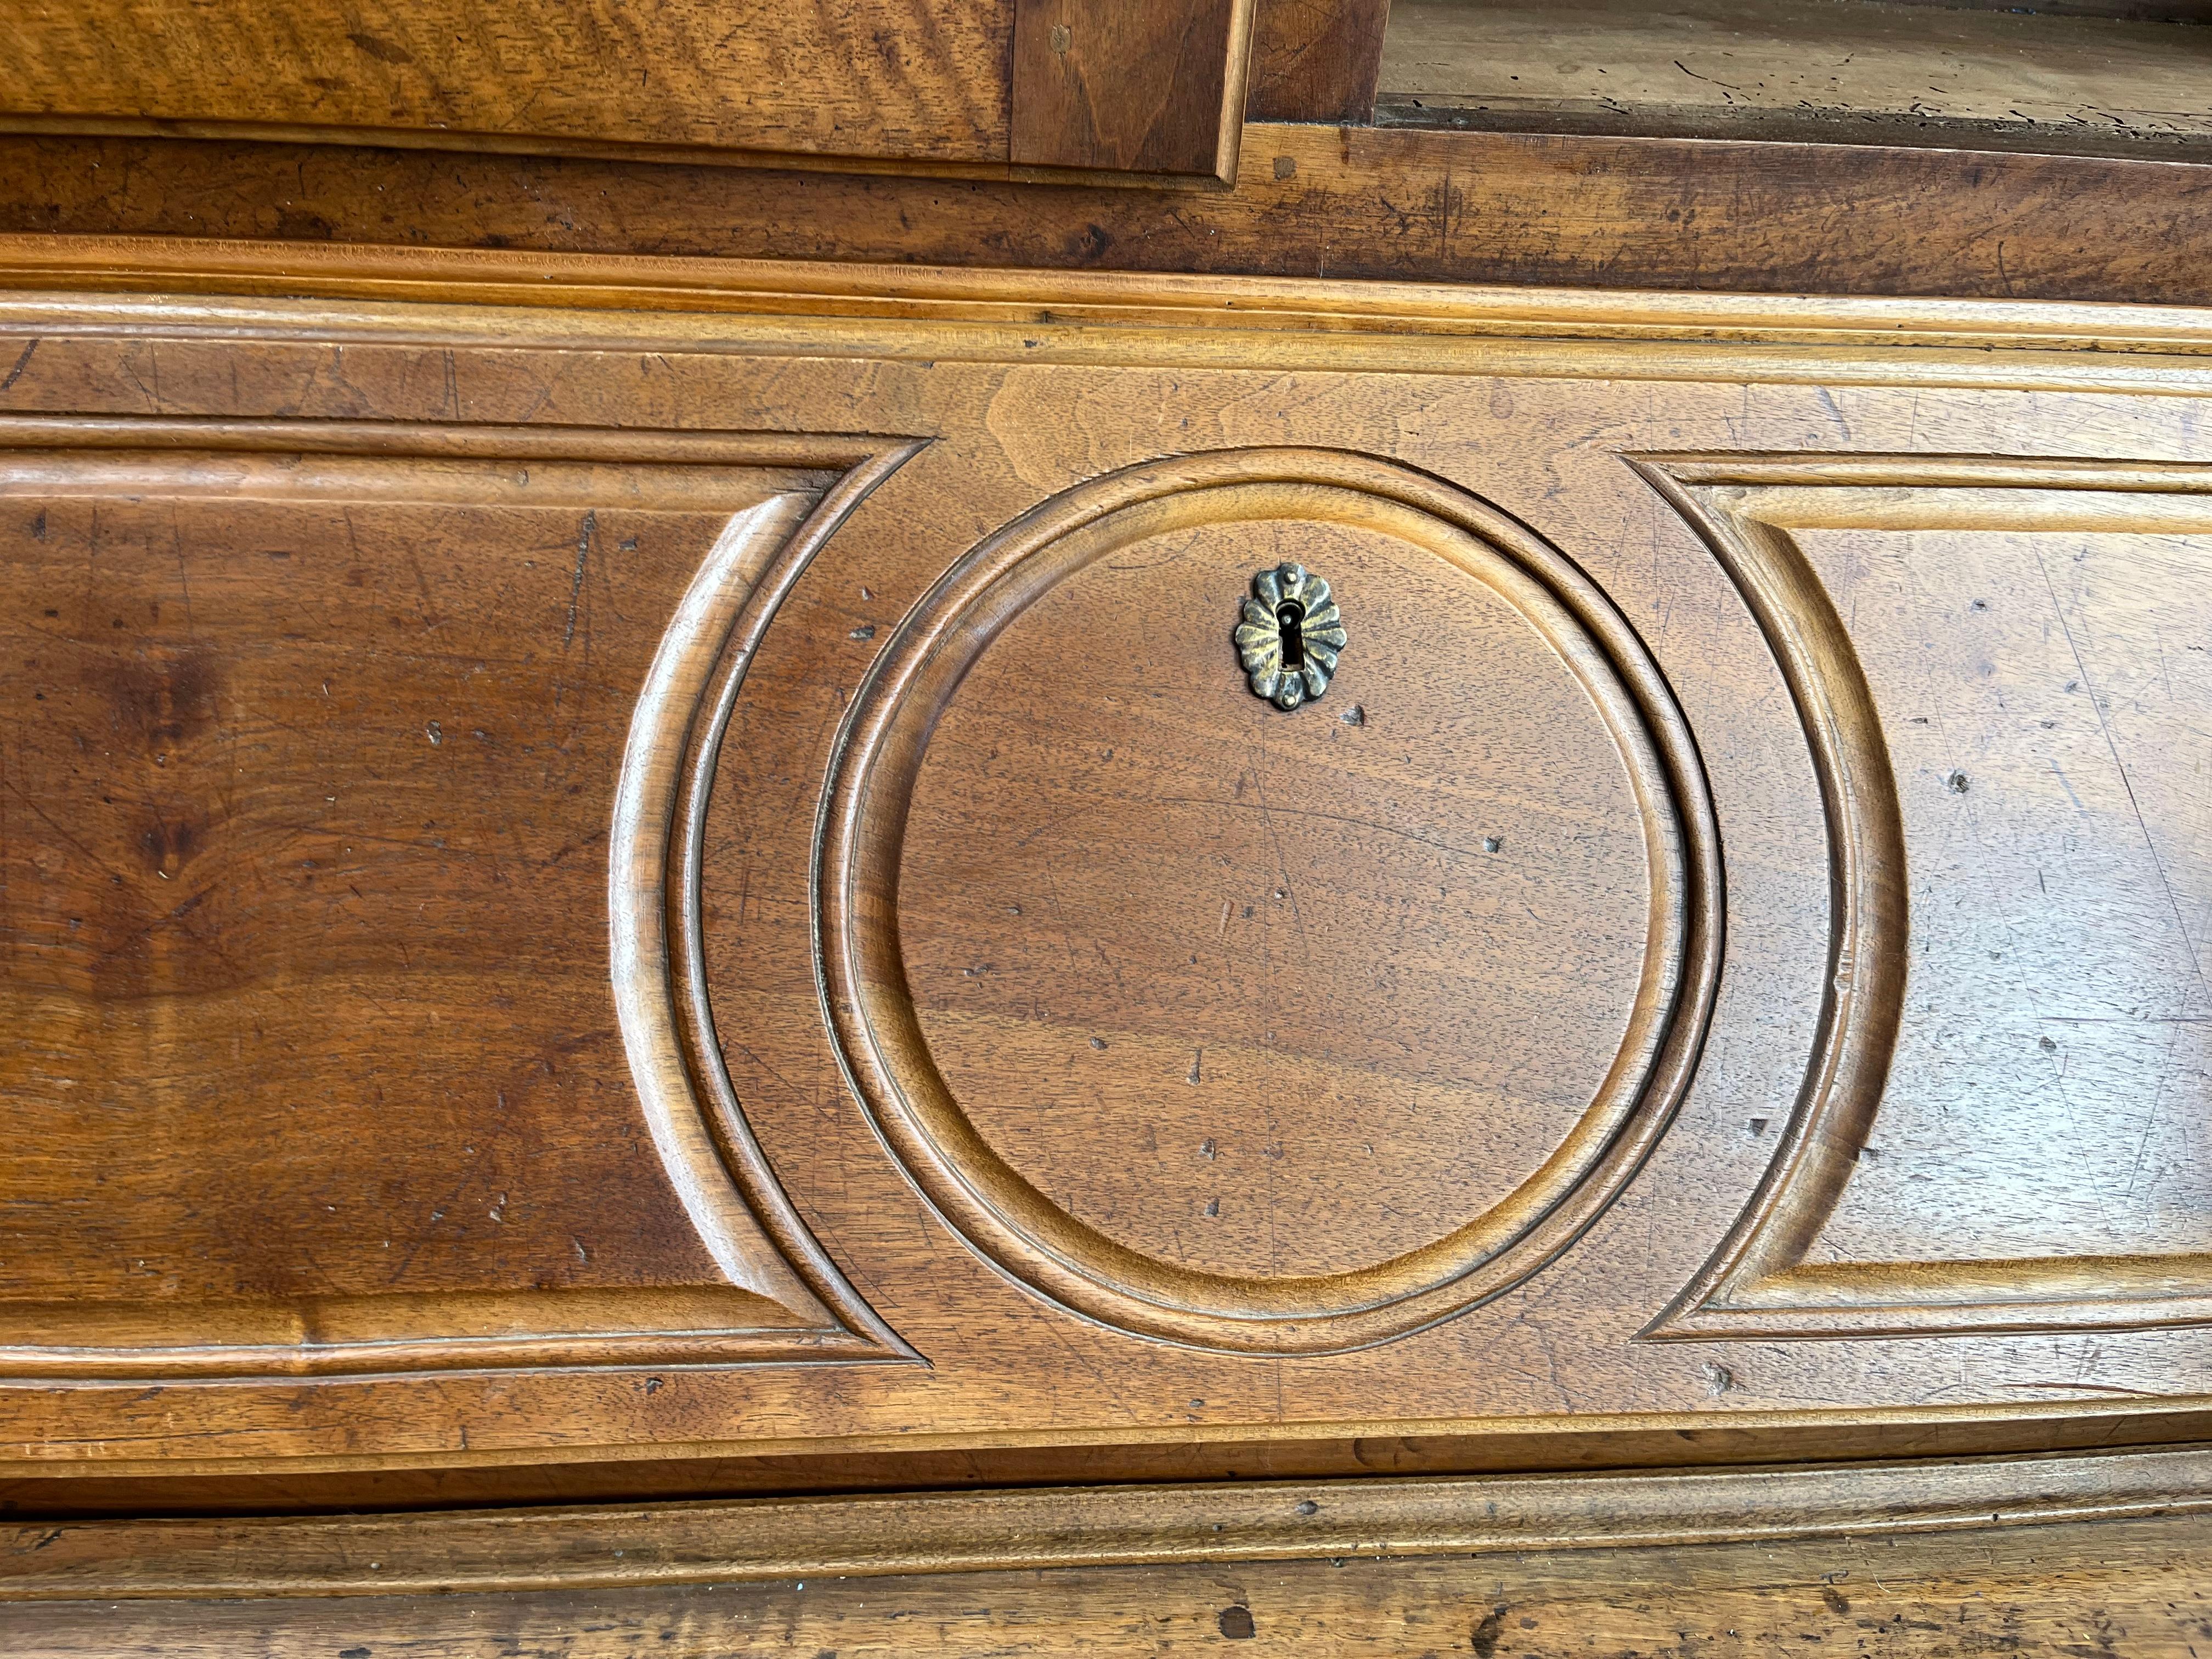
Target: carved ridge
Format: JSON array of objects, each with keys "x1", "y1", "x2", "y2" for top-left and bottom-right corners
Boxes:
[
  {"x1": 610, "y1": 436, "x2": 926, "y2": 1367},
  {"x1": 817, "y1": 447, "x2": 1725, "y2": 1355},
  {"x1": 0, "y1": 419, "x2": 920, "y2": 1379},
  {"x1": 1638, "y1": 453, "x2": 2212, "y2": 1340}
]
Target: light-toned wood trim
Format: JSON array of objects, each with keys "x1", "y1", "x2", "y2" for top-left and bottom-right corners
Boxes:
[
  {"x1": 10, "y1": 235, "x2": 2212, "y2": 362},
  {"x1": 7, "y1": 1446, "x2": 2211, "y2": 1599}
]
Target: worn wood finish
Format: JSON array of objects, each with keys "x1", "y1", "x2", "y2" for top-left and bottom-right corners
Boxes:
[
  {"x1": 0, "y1": 0, "x2": 1276, "y2": 180},
  {"x1": 0, "y1": 0, "x2": 1017, "y2": 169},
  {"x1": 1246, "y1": 0, "x2": 1390, "y2": 125},
  {"x1": 0, "y1": 417, "x2": 918, "y2": 1380},
  {"x1": 10, "y1": 1509, "x2": 2212, "y2": 1654},
  {"x1": 821, "y1": 447, "x2": 1722, "y2": 1353},
  {"x1": 5, "y1": 258, "x2": 2212, "y2": 1493},
  {"x1": 30, "y1": 234, "x2": 2212, "y2": 353},
  {"x1": 18, "y1": 1402, "x2": 2212, "y2": 1518},
  {"x1": 9, "y1": 1447, "x2": 2212, "y2": 1599},
  {"x1": 10, "y1": 123, "x2": 2212, "y2": 307},
  {"x1": 1012, "y1": 0, "x2": 1256, "y2": 179}
]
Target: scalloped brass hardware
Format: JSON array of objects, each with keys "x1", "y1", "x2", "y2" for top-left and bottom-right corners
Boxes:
[{"x1": 1235, "y1": 562, "x2": 1346, "y2": 710}]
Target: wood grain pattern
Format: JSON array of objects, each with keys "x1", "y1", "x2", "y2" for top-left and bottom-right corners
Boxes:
[
  {"x1": 9, "y1": 1446, "x2": 2212, "y2": 1598},
  {"x1": 1643, "y1": 455, "x2": 2212, "y2": 1340},
  {"x1": 1247, "y1": 0, "x2": 1390, "y2": 124},
  {"x1": 820, "y1": 447, "x2": 1720, "y2": 1351},
  {"x1": 16, "y1": 1510, "x2": 2210, "y2": 1658},
  {"x1": 0, "y1": 413, "x2": 915, "y2": 1378},
  {"x1": 1011, "y1": 0, "x2": 1256, "y2": 178},
  {"x1": 24, "y1": 234, "x2": 2212, "y2": 374},
  {"x1": 12, "y1": 123, "x2": 2212, "y2": 308},
  {"x1": 0, "y1": 0, "x2": 1015, "y2": 168},
  {"x1": 2, "y1": 262, "x2": 2211, "y2": 1487}
]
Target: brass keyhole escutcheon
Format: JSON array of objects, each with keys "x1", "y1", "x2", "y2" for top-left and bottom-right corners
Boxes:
[{"x1": 1235, "y1": 563, "x2": 1345, "y2": 710}]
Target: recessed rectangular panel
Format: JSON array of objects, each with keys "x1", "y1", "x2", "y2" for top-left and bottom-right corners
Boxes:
[
  {"x1": 1808, "y1": 526, "x2": 2212, "y2": 1263},
  {"x1": 0, "y1": 425, "x2": 913, "y2": 1375}
]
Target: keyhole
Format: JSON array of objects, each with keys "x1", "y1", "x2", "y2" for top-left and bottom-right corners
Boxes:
[{"x1": 1276, "y1": 600, "x2": 1306, "y2": 672}]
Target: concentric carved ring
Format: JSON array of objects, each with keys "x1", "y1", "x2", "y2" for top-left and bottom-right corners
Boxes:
[{"x1": 817, "y1": 448, "x2": 1723, "y2": 1353}]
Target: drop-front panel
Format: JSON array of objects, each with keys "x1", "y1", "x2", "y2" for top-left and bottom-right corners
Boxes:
[{"x1": 2, "y1": 253, "x2": 2209, "y2": 1481}]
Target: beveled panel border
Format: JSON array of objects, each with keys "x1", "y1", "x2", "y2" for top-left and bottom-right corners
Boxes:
[
  {"x1": 817, "y1": 447, "x2": 1725, "y2": 1355},
  {"x1": 1639, "y1": 454, "x2": 2212, "y2": 1339},
  {"x1": 0, "y1": 416, "x2": 921, "y2": 1378}
]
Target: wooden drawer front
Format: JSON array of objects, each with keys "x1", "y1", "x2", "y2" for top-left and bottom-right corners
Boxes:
[
  {"x1": 0, "y1": 0, "x2": 1259, "y2": 180},
  {"x1": 3, "y1": 259, "x2": 2211, "y2": 1478}
]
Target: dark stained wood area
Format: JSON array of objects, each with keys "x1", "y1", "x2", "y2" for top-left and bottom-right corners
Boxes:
[
  {"x1": 0, "y1": 0, "x2": 1019, "y2": 168},
  {"x1": 1247, "y1": 0, "x2": 1390, "y2": 125},
  {"x1": 6, "y1": 122, "x2": 2212, "y2": 306},
  {"x1": 1012, "y1": 0, "x2": 1255, "y2": 179},
  {"x1": 0, "y1": 0, "x2": 1290, "y2": 180},
  {"x1": 10, "y1": 1507, "x2": 2212, "y2": 1655}
]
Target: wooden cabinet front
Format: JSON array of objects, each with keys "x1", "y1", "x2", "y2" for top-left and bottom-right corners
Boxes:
[{"x1": 3, "y1": 249, "x2": 2210, "y2": 1497}]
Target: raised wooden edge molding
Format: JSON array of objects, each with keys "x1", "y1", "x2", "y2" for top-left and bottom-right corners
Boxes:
[
  {"x1": 613, "y1": 432, "x2": 929, "y2": 1370},
  {"x1": 8, "y1": 1444, "x2": 2212, "y2": 1599},
  {"x1": 816, "y1": 447, "x2": 1722, "y2": 1353},
  {"x1": 0, "y1": 415, "x2": 922, "y2": 1379},
  {"x1": 1638, "y1": 454, "x2": 2212, "y2": 1341},
  {"x1": 9, "y1": 236, "x2": 2212, "y2": 375}
]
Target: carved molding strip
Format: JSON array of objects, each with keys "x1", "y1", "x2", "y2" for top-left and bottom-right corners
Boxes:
[
  {"x1": 0, "y1": 417, "x2": 919, "y2": 1378},
  {"x1": 10, "y1": 1444, "x2": 2211, "y2": 1599},
  {"x1": 818, "y1": 447, "x2": 1725, "y2": 1355},
  {"x1": 1639, "y1": 454, "x2": 2212, "y2": 1340},
  {"x1": 13, "y1": 236, "x2": 2212, "y2": 358},
  {"x1": 5, "y1": 255, "x2": 2212, "y2": 410}
]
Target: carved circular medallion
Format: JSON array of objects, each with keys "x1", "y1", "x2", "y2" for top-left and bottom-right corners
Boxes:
[{"x1": 817, "y1": 449, "x2": 1722, "y2": 1353}]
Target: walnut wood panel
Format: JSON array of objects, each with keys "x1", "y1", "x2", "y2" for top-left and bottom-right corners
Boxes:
[
  {"x1": 0, "y1": 0, "x2": 1269, "y2": 182},
  {"x1": 1012, "y1": 0, "x2": 1256, "y2": 179},
  {"x1": 0, "y1": 414, "x2": 915, "y2": 1378},
  {"x1": 0, "y1": 0, "x2": 1017, "y2": 170},
  {"x1": 821, "y1": 447, "x2": 1720, "y2": 1352},
  {"x1": 16, "y1": 124, "x2": 2212, "y2": 311},
  {"x1": 1246, "y1": 0, "x2": 1390, "y2": 125},
  {"x1": 15, "y1": 1509, "x2": 2209, "y2": 1658},
  {"x1": 1641, "y1": 455, "x2": 2212, "y2": 1340},
  {"x1": 1, "y1": 257, "x2": 2211, "y2": 1483}
]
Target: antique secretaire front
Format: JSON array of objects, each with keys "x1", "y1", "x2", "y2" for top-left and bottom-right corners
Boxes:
[{"x1": 4, "y1": 1, "x2": 2212, "y2": 1650}]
